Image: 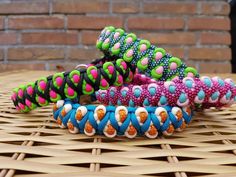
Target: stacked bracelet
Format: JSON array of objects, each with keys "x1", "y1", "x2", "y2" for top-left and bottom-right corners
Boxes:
[
  {"x1": 11, "y1": 58, "x2": 136, "y2": 112},
  {"x1": 96, "y1": 75, "x2": 236, "y2": 108},
  {"x1": 53, "y1": 99, "x2": 193, "y2": 139},
  {"x1": 96, "y1": 26, "x2": 199, "y2": 81}
]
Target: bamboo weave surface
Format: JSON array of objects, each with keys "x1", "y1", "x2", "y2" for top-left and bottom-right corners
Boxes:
[{"x1": 0, "y1": 71, "x2": 236, "y2": 177}]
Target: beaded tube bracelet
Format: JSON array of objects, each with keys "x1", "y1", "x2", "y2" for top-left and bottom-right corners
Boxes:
[
  {"x1": 96, "y1": 75, "x2": 236, "y2": 108},
  {"x1": 96, "y1": 26, "x2": 199, "y2": 81},
  {"x1": 53, "y1": 99, "x2": 193, "y2": 139},
  {"x1": 11, "y1": 58, "x2": 136, "y2": 112}
]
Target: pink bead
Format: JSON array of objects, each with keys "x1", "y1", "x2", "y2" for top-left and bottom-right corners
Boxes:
[
  {"x1": 67, "y1": 87, "x2": 74, "y2": 96},
  {"x1": 108, "y1": 66, "x2": 114, "y2": 74},
  {"x1": 156, "y1": 66, "x2": 163, "y2": 74},
  {"x1": 85, "y1": 84, "x2": 92, "y2": 92},
  {"x1": 39, "y1": 81, "x2": 46, "y2": 90},
  {"x1": 140, "y1": 44, "x2": 147, "y2": 52},
  {"x1": 19, "y1": 103, "x2": 25, "y2": 110},
  {"x1": 18, "y1": 89, "x2": 23, "y2": 98},
  {"x1": 114, "y1": 43, "x2": 120, "y2": 49},
  {"x1": 126, "y1": 50, "x2": 133, "y2": 58},
  {"x1": 126, "y1": 37, "x2": 133, "y2": 44},
  {"x1": 101, "y1": 79, "x2": 107, "y2": 87},
  {"x1": 38, "y1": 97, "x2": 45, "y2": 104},
  {"x1": 25, "y1": 99, "x2": 32, "y2": 107},
  {"x1": 170, "y1": 62, "x2": 177, "y2": 70},
  {"x1": 155, "y1": 52, "x2": 163, "y2": 60},
  {"x1": 114, "y1": 32, "x2": 120, "y2": 39},
  {"x1": 50, "y1": 90, "x2": 57, "y2": 99},
  {"x1": 12, "y1": 93, "x2": 17, "y2": 101},
  {"x1": 121, "y1": 61, "x2": 127, "y2": 70},
  {"x1": 56, "y1": 77, "x2": 63, "y2": 86},
  {"x1": 187, "y1": 72, "x2": 194, "y2": 78},
  {"x1": 141, "y1": 58, "x2": 148, "y2": 65},
  {"x1": 91, "y1": 69, "x2": 98, "y2": 78},
  {"x1": 104, "y1": 38, "x2": 109, "y2": 44},
  {"x1": 73, "y1": 75, "x2": 80, "y2": 83},
  {"x1": 27, "y1": 86, "x2": 33, "y2": 95},
  {"x1": 117, "y1": 75, "x2": 123, "y2": 84}
]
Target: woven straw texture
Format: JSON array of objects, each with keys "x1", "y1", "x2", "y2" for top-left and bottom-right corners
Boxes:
[{"x1": 0, "y1": 71, "x2": 236, "y2": 177}]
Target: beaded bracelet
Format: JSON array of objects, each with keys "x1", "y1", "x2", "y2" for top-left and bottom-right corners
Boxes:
[
  {"x1": 96, "y1": 75, "x2": 236, "y2": 108},
  {"x1": 52, "y1": 99, "x2": 193, "y2": 138},
  {"x1": 96, "y1": 26, "x2": 199, "y2": 81},
  {"x1": 11, "y1": 58, "x2": 136, "y2": 112}
]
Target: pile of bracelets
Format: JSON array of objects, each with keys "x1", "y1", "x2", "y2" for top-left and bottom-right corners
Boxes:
[{"x1": 11, "y1": 26, "x2": 236, "y2": 139}]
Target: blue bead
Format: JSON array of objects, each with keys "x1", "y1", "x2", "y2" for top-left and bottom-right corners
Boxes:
[
  {"x1": 179, "y1": 93, "x2": 187, "y2": 103},
  {"x1": 129, "y1": 100, "x2": 135, "y2": 107},
  {"x1": 121, "y1": 90, "x2": 127, "y2": 97},
  {"x1": 211, "y1": 92, "x2": 219, "y2": 100},
  {"x1": 149, "y1": 87, "x2": 156, "y2": 96},
  {"x1": 169, "y1": 85, "x2": 176, "y2": 93},
  {"x1": 143, "y1": 98, "x2": 150, "y2": 106},
  {"x1": 185, "y1": 80, "x2": 193, "y2": 88},
  {"x1": 110, "y1": 91, "x2": 115, "y2": 97},
  {"x1": 218, "y1": 78, "x2": 225, "y2": 87},
  {"x1": 198, "y1": 90, "x2": 205, "y2": 100},
  {"x1": 117, "y1": 100, "x2": 121, "y2": 105},
  {"x1": 159, "y1": 96, "x2": 167, "y2": 105},
  {"x1": 134, "y1": 88, "x2": 141, "y2": 98},
  {"x1": 226, "y1": 90, "x2": 232, "y2": 100},
  {"x1": 204, "y1": 78, "x2": 212, "y2": 87}
]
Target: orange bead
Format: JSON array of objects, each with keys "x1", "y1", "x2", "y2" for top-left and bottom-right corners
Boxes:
[
  {"x1": 76, "y1": 110, "x2": 83, "y2": 121},
  {"x1": 85, "y1": 122, "x2": 93, "y2": 133},
  {"x1": 127, "y1": 125, "x2": 137, "y2": 136},
  {"x1": 139, "y1": 112, "x2": 148, "y2": 123},
  {"x1": 186, "y1": 107, "x2": 191, "y2": 115},
  {"x1": 180, "y1": 121, "x2": 186, "y2": 130},
  {"x1": 160, "y1": 111, "x2": 167, "y2": 122},
  {"x1": 176, "y1": 110, "x2": 183, "y2": 120},
  {"x1": 148, "y1": 125, "x2": 157, "y2": 136},
  {"x1": 53, "y1": 104, "x2": 57, "y2": 111},
  {"x1": 119, "y1": 109, "x2": 127, "y2": 122},
  {"x1": 106, "y1": 124, "x2": 116, "y2": 135},
  {"x1": 67, "y1": 122, "x2": 74, "y2": 131},
  {"x1": 57, "y1": 118, "x2": 62, "y2": 125},
  {"x1": 61, "y1": 109, "x2": 66, "y2": 117},
  {"x1": 97, "y1": 109, "x2": 105, "y2": 120},
  {"x1": 167, "y1": 124, "x2": 174, "y2": 134}
]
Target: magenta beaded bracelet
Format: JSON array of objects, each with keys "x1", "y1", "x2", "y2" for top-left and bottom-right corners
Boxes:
[{"x1": 95, "y1": 75, "x2": 236, "y2": 109}]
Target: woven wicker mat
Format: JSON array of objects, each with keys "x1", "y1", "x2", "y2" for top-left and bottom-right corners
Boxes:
[{"x1": 0, "y1": 71, "x2": 236, "y2": 177}]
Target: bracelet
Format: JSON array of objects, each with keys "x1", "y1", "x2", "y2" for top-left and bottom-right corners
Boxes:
[
  {"x1": 96, "y1": 75, "x2": 236, "y2": 108},
  {"x1": 52, "y1": 99, "x2": 193, "y2": 138},
  {"x1": 11, "y1": 58, "x2": 136, "y2": 112},
  {"x1": 96, "y1": 26, "x2": 199, "y2": 81}
]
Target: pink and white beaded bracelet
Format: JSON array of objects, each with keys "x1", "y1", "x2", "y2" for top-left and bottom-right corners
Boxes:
[{"x1": 95, "y1": 75, "x2": 236, "y2": 109}]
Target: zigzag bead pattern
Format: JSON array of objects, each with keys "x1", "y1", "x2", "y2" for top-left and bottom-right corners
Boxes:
[
  {"x1": 96, "y1": 75, "x2": 236, "y2": 108},
  {"x1": 53, "y1": 99, "x2": 193, "y2": 138},
  {"x1": 11, "y1": 58, "x2": 136, "y2": 112},
  {"x1": 96, "y1": 26, "x2": 199, "y2": 81}
]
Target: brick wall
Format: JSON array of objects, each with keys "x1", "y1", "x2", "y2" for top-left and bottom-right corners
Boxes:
[{"x1": 0, "y1": 0, "x2": 231, "y2": 73}]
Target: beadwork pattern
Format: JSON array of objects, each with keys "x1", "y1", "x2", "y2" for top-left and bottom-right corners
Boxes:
[
  {"x1": 11, "y1": 58, "x2": 136, "y2": 112},
  {"x1": 53, "y1": 99, "x2": 193, "y2": 138},
  {"x1": 96, "y1": 75, "x2": 236, "y2": 108},
  {"x1": 96, "y1": 26, "x2": 199, "y2": 80}
]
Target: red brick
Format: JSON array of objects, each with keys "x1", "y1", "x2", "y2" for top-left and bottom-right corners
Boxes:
[
  {"x1": 128, "y1": 17, "x2": 184, "y2": 30},
  {"x1": 0, "y1": 49, "x2": 4, "y2": 61},
  {"x1": 139, "y1": 32, "x2": 196, "y2": 45},
  {"x1": 165, "y1": 47, "x2": 185, "y2": 59},
  {"x1": 112, "y1": 0, "x2": 139, "y2": 13},
  {"x1": 201, "y1": 2, "x2": 230, "y2": 15},
  {"x1": 53, "y1": 0, "x2": 109, "y2": 13},
  {"x1": 188, "y1": 17, "x2": 230, "y2": 30},
  {"x1": 22, "y1": 32, "x2": 78, "y2": 45},
  {"x1": 68, "y1": 48, "x2": 102, "y2": 61},
  {"x1": 81, "y1": 30, "x2": 100, "y2": 45},
  {"x1": 199, "y1": 62, "x2": 231, "y2": 73},
  {"x1": 68, "y1": 16, "x2": 123, "y2": 30},
  {"x1": 200, "y1": 32, "x2": 231, "y2": 45},
  {"x1": 0, "y1": 17, "x2": 4, "y2": 29},
  {"x1": 48, "y1": 63, "x2": 77, "y2": 71},
  {"x1": 189, "y1": 48, "x2": 231, "y2": 60},
  {"x1": 8, "y1": 16, "x2": 64, "y2": 30},
  {"x1": 143, "y1": 2, "x2": 196, "y2": 14},
  {"x1": 0, "y1": 2, "x2": 48, "y2": 14},
  {"x1": 0, "y1": 32, "x2": 18, "y2": 45},
  {"x1": 0, "y1": 63, "x2": 45, "y2": 72},
  {"x1": 8, "y1": 48, "x2": 65, "y2": 60}
]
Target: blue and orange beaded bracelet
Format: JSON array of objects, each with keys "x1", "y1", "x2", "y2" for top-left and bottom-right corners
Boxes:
[{"x1": 53, "y1": 99, "x2": 193, "y2": 138}]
